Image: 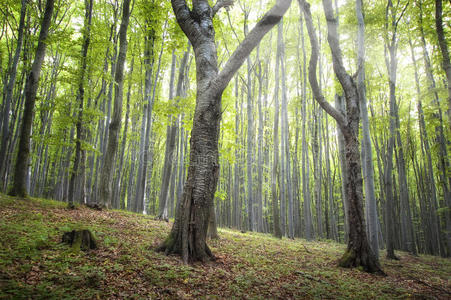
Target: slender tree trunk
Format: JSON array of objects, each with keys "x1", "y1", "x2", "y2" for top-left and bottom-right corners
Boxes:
[
  {"x1": 158, "y1": 48, "x2": 190, "y2": 220},
  {"x1": 243, "y1": 13, "x2": 255, "y2": 232},
  {"x1": 272, "y1": 21, "x2": 283, "y2": 239},
  {"x1": 298, "y1": 9, "x2": 313, "y2": 240},
  {"x1": 9, "y1": 0, "x2": 54, "y2": 197},
  {"x1": 355, "y1": 0, "x2": 379, "y2": 258},
  {"x1": 280, "y1": 19, "x2": 294, "y2": 238},
  {"x1": 99, "y1": 0, "x2": 131, "y2": 208},
  {"x1": 0, "y1": 0, "x2": 27, "y2": 190},
  {"x1": 113, "y1": 54, "x2": 134, "y2": 209},
  {"x1": 435, "y1": 0, "x2": 451, "y2": 129},
  {"x1": 68, "y1": 0, "x2": 93, "y2": 208}
]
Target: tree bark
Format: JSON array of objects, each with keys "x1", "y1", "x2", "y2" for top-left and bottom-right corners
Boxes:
[
  {"x1": 68, "y1": 0, "x2": 93, "y2": 208},
  {"x1": 435, "y1": 0, "x2": 451, "y2": 130},
  {"x1": 99, "y1": 0, "x2": 131, "y2": 208},
  {"x1": 158, "y1": 48, "x2": 190, "y2": 220},
  {"x1": 158, "y1": 0, "x2": 292, "y2": 263},
  {"x1": 0, "y1": 0, "x2": 27, "y2": 190},
  {"x1": 300, "y1": 0, "x2": 382, "y2": 273},
  {"x1": 9, "y1": 0, "x2": 55, "y2": 198}
]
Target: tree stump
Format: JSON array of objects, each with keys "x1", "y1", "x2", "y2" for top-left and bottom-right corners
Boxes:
[{"x1": 62, "y1": 229, "x2": 97, "y2": 252}]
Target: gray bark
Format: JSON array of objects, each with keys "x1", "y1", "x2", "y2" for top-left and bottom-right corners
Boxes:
[
  {"x1": 0, "y1": 0, "x2": 27, "y2": 190},
  {"x1": 300, "y1": 0, "x2": 382, "y2": 273},
  {"x1": 355, "y1": 0, "x2": 378, "y2": 257},
  {"x1": 68, "y1": 0, "x2": 93, "y2": 208},
  {"x1": 158, "y1": 0, "x2": 292, "y2": 262},
  {"x1": 9, "y1": 0, "x2": 54, "y2": 197},
  {"x1": 99, "y1": 0, "x2": 131, "y2": 208}
]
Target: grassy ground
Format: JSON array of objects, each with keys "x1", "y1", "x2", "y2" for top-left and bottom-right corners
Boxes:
[{"x1": 0, "y1": 194, "x2": 450, "y2": 299}]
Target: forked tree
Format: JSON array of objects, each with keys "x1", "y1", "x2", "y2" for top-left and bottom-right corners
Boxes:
[
  {"x1": 299, "y1": 0, "x2": 383, "y2": 273},
  {"x1": 158, "y1": 0, "x2": 292, "y2": 263}
]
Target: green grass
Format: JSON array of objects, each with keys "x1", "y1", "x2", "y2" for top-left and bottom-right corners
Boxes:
[{"x1": 0, "y1": 193, "x2": 450, "y2": 299}]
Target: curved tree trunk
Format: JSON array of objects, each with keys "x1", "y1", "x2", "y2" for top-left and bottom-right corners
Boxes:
[{"x1": 300, "y1": 0, "x2": 382, "y2": 273}]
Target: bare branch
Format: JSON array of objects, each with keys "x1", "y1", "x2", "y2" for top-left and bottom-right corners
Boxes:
[
  {"x1": 213, "y1": 0, "x2": 293, "y2": 95},
  {"x1": 298, "y1": 0, "x2": 347, "y2": 130},
  {"x1": 212, "y1": 0, "x2": 234, "y2": 17}
]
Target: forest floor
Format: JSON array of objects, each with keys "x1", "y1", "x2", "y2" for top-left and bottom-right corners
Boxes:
[{"x1": 0, "y1": 194, "x2": 450, "y2": 299}]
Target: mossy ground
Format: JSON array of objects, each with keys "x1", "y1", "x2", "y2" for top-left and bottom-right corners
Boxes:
[{"x1": 0, "y1": 193, "x2": 450, "y2": 299}]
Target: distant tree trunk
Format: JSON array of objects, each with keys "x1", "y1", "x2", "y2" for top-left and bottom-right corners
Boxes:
[
  {"x1": 135, "y1": 26, "x2": 163, "y2": 214},
  {"x1": 394, "y1": 100, "x2": 416, "y2": 255},
  {"x1": 113, "y1": 54, "x2": 134, "y2": 209},
  {"x1": 435, "y1": 0, "x2": 451, "y2": 129},
  {"x1": 434, "y1": 0, "x2": 451, "y2": 257},
  {"x1": 279, "y1": 18, "x2": 294, "y2": 239},
  {"x1": 158, "y1": 52, "x2": 177, "y2": 220},
  {"x1": 233, "y1": 77, "x2": 241, "y2": 229},
  {"x1": 418, "y1": 0, "x2": 449, "y2": 256},
  {"x1": 99, "y1": 0, "x2": 131, "y2": 208},
  {"x1": 256, "y1": 46, "x2": 264, "y2": 233},
  {"x1": 408, "y1": 36, "x2": 441, "y2": 256},
  {"x1": 9, "y1": 0, "x2": 54, "y2": 198},
  {"x1": 158, "y1": 0, "x2": 292, "y2": 262},
  {"x1": 0, "y1": 0, "x2": 27, "y2": 191},
  {"x1": 243, "y1": 12, "x2": 255, "y2": 232},
  {"x1": 300, "y1": 0, "x2": 382, "y2": 273},
  {"x1": 355, "y1": 0, "x2": 378, "y2": 257},
  {"x1": 272, "y1": 21, "x2": 283, "y2": 239},
  {"x1": 298, "y1": 9, "x2": 313, "y2": 240},
  {"x1": 68, "y1": 0, "x2": 93, "y2": 208},
  {"x1": 384, "y1": 0, "x2": 407, "y2": 260},
  {"x1": 158, "y1": 48, "x2": 190, "y2": 220},
  {"x1": 324, "y1": 113, "x2": 338, "y2": 241}
]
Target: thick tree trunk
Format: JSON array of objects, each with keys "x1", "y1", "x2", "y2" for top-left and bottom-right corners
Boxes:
[
  {"x1": 9, "y1": 0, "x2": 54, "y2": 197},
  {"x1": 159, "y1": 0, "x2": 292, "y2": 262}
]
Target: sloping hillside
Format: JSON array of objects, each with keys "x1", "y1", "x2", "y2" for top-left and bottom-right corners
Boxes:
[{"x1": 0, "y1": 194, "x2": 450, "y2": 299}]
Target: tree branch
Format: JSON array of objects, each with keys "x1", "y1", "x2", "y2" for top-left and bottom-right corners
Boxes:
[
  {"x1": 213, "y1": 0, "x2": 293, "y2": 95},
  {"x1": 212, "y1": 0, "x2": 234, "y2": 17},
  {"x1": 298, "y1": 0, "x2": 347, "y2": 130}
]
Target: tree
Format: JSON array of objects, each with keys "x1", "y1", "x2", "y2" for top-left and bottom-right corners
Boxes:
[
  {"x1": 299, "y1": 0, "x2": 383, "y2": 273},
  {"x1": 68, "y1": 0, "x2": 94, "y2": 208},
  {"x1": 0, "y1": 0, "x2": 27, "y2": 191},
  {"x1": 99, "y1": 0, "x2": 131, "y2": 208},
  {"x1": 355, "y1": 0, "x2": 379, "y2": 258},
  {"x1": 435, "y1": 0, "x2": 451, "y2": 130},
  {"x1": 158, "y1": 0, "x2": 293, "y2": 263},
  {"x1": 9, "y1": 0, "x2": 55, "y2": 198}
]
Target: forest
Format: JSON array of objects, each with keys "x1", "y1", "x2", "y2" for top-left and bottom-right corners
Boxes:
[{"x1": 0, "y1": 0, "x2": 450, "y2": 298}]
